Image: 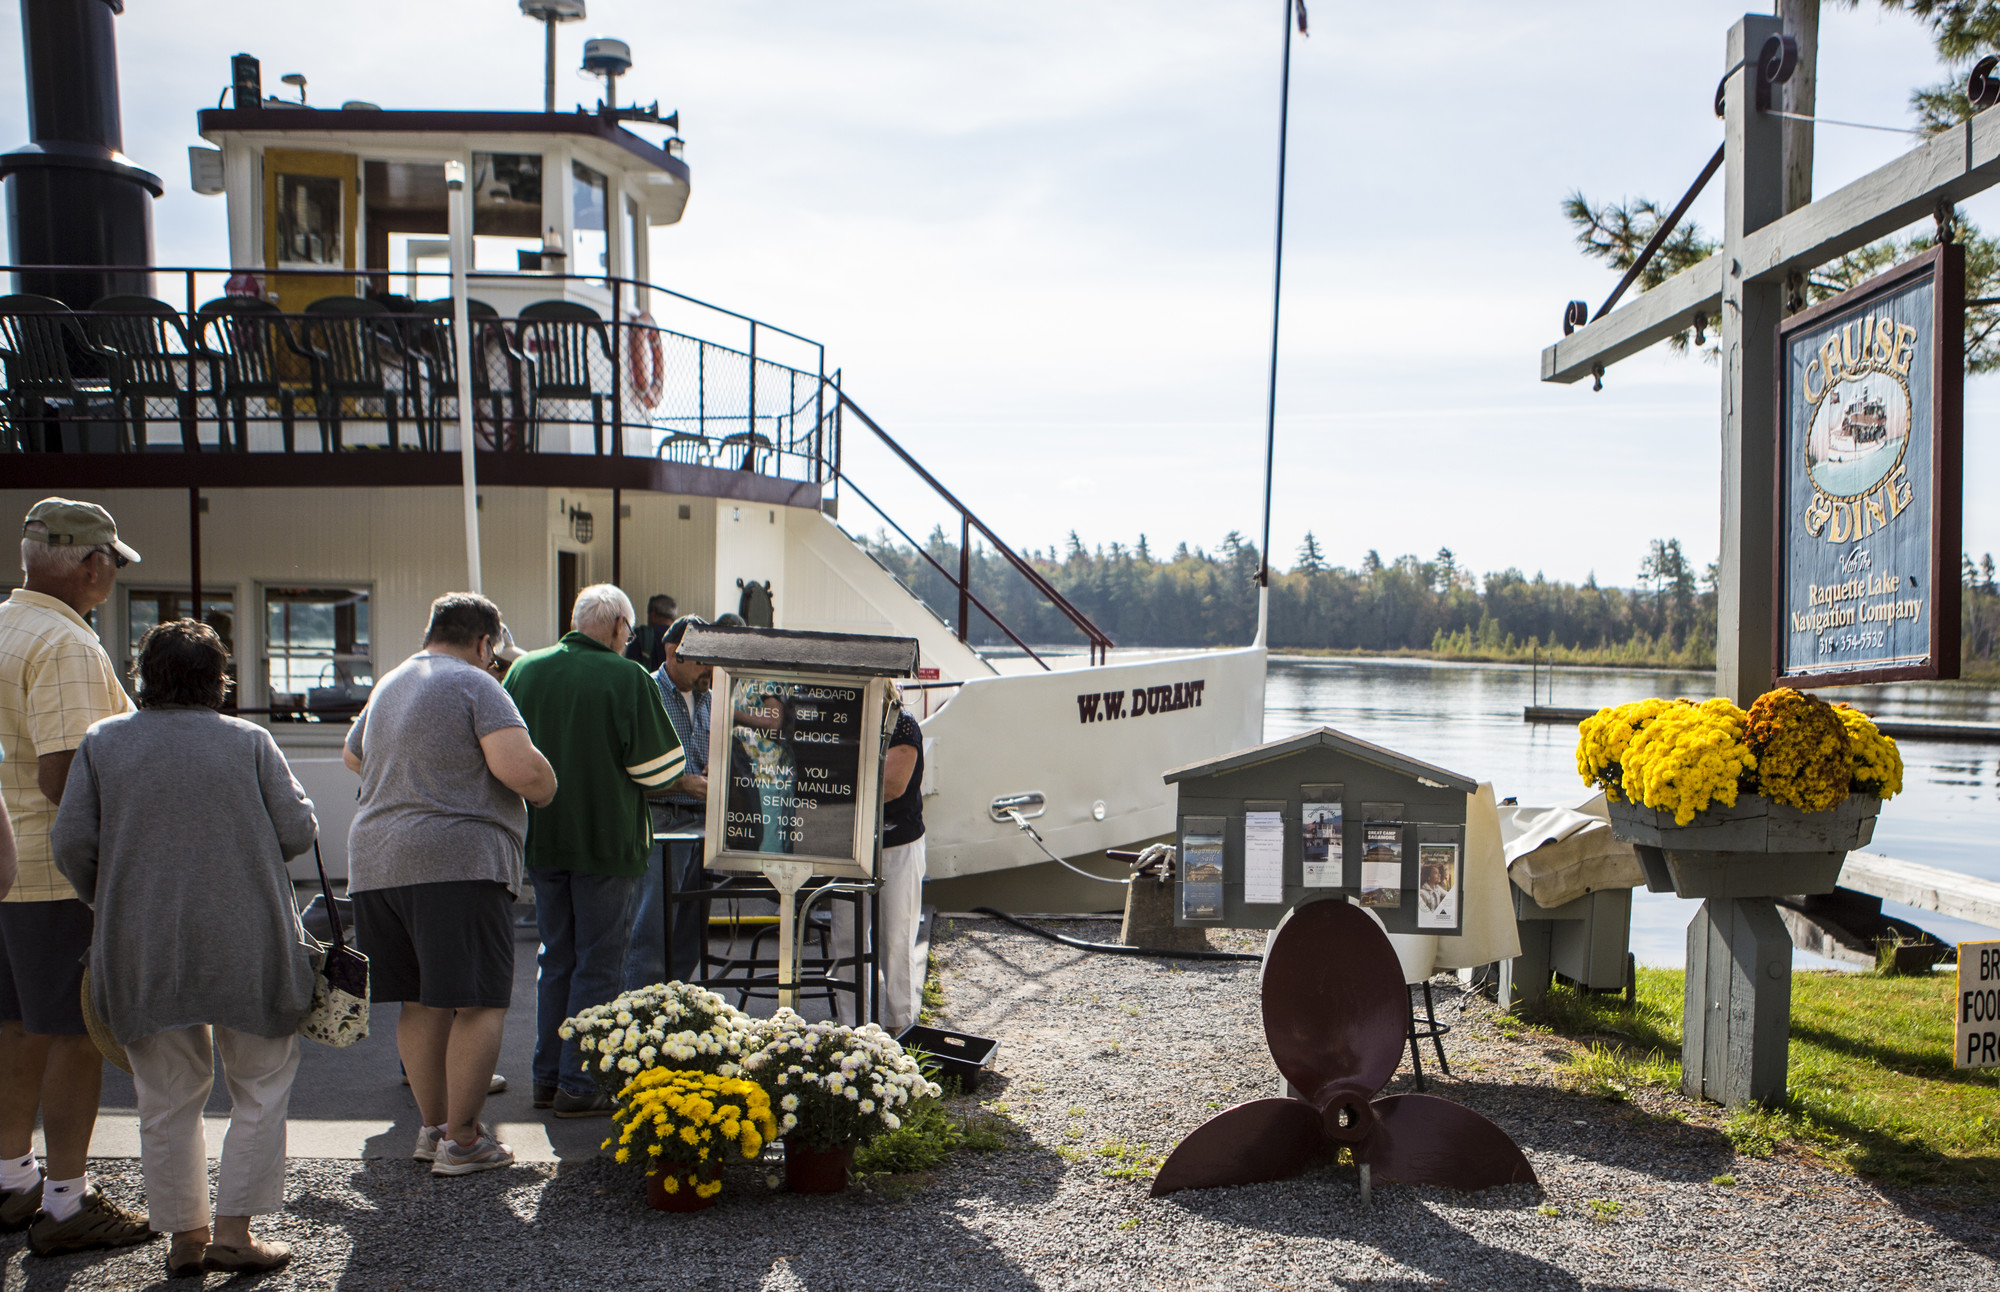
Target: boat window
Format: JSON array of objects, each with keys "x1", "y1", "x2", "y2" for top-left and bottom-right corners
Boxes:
[
  {"x1": 571, "y1": 161, "x2": 608, "y2": 274},
  {"x1": 127, "y1": 590, "x2": 238, "y2": 697},
  {"x1": 264, "y1": 586, "x2": 372, "y2": 722},
  {"x1": 276, "y1": 173, "x2": 344, "y2": 266},
  {"x1": 475, "y1": 152, "x2": 545, "y2": 272}
]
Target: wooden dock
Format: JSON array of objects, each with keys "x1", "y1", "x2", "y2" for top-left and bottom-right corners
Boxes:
[
  {"x1": 1524, "y1": 706, "x2": 2000, "y2": 744},
  {"x1": 1840, "y1": 853, "x2": 2000, "y2": 932}
]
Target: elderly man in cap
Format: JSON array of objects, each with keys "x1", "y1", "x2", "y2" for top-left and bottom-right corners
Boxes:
[{"x1": 0, "y1": 499, "x2": 152, "y2": 1255}]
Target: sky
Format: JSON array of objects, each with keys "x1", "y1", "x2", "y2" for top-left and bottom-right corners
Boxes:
[{"x1": 0, "y1": 1, "x2": 1991, "y2": 586}]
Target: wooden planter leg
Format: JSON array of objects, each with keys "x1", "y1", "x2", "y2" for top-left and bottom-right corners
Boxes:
[{"x1": 1682, "y1": 897, "x2": 1792, "y2": 1108}]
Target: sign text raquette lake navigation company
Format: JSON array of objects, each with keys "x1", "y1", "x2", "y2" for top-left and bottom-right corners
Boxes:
[{"x1": 1776, "y1": 245, "x2": 1963, "y2": 686}]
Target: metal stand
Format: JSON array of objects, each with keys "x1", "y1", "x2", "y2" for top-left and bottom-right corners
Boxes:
[
  {"x1": 660, "y1": 836, "x2": 879, "y2": 1021},
  {"x1": 1682, "y1": 896, "x2": 1793, "y2": 1107},
  {"x1": 1404, "y1": 982, "x2": 1451, "y2": 1091}
]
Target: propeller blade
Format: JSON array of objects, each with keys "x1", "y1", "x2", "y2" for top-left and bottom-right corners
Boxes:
[
  {"x1": 1355, "y1": 1094, "x2": 1538, "y2": 1192},
  {"x1": 1149, "y1": 1098, "x2": 1325, "y2": 1198},
  {"x1": 1261, "y1": 898, "x2": 1408, "y2": 1099}
]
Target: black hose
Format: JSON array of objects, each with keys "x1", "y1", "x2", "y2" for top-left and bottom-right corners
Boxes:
[{"x1": 969, "y1": 907, "x2": 1264, "y2": 962}]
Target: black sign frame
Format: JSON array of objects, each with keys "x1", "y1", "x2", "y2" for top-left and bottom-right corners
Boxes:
[{"x1": 1771, "y1": 243, "x2": 1963, "y2": 687}]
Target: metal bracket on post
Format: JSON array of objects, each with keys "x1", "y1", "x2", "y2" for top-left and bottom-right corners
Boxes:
[{"x1": 797, "y1": 877, "x2": 881, "y2": 1022}]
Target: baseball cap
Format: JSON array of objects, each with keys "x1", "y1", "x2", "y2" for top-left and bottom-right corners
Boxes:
[{"x1": 22, "y1": 497, "x2": 142, "y2": 564}]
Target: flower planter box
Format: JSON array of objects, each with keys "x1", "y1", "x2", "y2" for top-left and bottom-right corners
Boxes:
[{"x1": 1607, "y1": 793, "x2": 1879, "y2": 899}]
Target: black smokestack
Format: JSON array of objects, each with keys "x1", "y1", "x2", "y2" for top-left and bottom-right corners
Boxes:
[{"x1": 0, "y1": 0, "x2": 162, "y2": 306}]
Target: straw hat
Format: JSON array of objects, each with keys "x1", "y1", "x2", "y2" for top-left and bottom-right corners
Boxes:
[{"x1": 79, "y1": 967, "x2": 132, "y2": 1075}]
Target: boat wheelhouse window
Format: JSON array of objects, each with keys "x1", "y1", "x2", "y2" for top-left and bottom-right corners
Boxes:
[
  {"x1": 127, "y1": 590, "x2": 238, "y2": 695},
  {"x1": 364, "y1": 160, "x2": 446, "y2": 295},
  {"x1": 571, "y1": 161, "x2": 608, "y2": 273},
  {"x1": 265, "y1": 587, "x2": 372, "y2": 722},
  {"x1": 276, "y1": 173, "x2": 344, "y2": 266},
  {"x1": 474, "y1": 152, "x2": 545, "y2": 272}
]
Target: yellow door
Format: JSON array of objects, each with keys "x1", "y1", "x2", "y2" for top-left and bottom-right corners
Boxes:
[{"x1": 263, "y1": 148, "x2": 359, "y2": 313}]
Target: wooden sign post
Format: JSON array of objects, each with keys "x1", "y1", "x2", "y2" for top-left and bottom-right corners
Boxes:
[{"x1": 1542, "y1": 13, "x2": 1984, "y2": 1107}]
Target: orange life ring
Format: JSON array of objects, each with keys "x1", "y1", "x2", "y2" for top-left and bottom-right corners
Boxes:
[{"x1": 627, "y1": 311, "x2": 666, "y2": 410}]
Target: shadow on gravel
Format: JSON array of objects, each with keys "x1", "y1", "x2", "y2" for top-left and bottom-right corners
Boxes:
[
  {"x1": 1395, "y1": 1075, "x2": 1741, "y2": 1186},
  {"x1": 1159, "y1": 1165, "x2": 1590, "y2": 1290}
]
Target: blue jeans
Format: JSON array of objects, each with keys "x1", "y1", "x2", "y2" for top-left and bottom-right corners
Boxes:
[
  {"x1": 531, "y1": 869, "x2": 639, "y2": 1098},
  {"x1": 623, "y1": 805, "x2": 706, "y2": 990}
]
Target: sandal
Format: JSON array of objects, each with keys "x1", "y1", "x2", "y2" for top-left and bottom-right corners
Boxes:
[{"x1": 201, "y1": 1239, "x2": 292, "y2": 1274}]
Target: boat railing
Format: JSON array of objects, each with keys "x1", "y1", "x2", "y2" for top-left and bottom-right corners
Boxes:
[
  {"x1": 0, "y1": 261, "x2": 1115, "y2": 666},
  {"x1": 0, "y1": 264, "x2": 834, "y2": 483}
]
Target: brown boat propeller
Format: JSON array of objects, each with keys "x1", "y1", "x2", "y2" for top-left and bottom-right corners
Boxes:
[{"x1": 1151, "y1": 898, "x2": 1537, "y2": 1197}]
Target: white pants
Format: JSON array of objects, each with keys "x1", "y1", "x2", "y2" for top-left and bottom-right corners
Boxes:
[
  {"x1": 834, "y1": 836, "x2": 926, "y2": 1033},
  {"x1": 125, "y1": 1026, "x2": 301, "y2": 1233}
]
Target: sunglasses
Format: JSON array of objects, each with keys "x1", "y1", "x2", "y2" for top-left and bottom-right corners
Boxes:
[{"x1": 92, "y1": 547, "x2": 129, "y2": 569}]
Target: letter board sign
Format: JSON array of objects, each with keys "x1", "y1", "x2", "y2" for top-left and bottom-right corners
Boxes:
[{"x1": 1774, "y1": 244, "x2": 1963, "y2": 686}]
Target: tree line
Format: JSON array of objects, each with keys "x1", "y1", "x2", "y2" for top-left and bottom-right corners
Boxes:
[{"x1": 860, "y1": 530, "x2": 1722, "y2": 665}]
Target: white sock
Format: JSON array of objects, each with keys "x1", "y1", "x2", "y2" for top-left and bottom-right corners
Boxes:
[
  {"x1": 0, "y1": 1153, "x2": 38, "y2": 1193},
  {"x1": 43, "y1": 1174, "x2": 88, "y2": 1222}
]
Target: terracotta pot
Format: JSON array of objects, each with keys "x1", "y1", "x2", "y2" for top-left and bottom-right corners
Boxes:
[
  {"x1": 647, "y1": 1162, "x2": 720, "y2": 1212},
  {"x1": 784, "y1": 1140, "x2": 855, "y2": 1193}
]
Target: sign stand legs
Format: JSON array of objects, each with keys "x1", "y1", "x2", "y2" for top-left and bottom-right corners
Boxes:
[{"x1": 1682, "y1": 897, "x2": 1793, "y2": 1107}]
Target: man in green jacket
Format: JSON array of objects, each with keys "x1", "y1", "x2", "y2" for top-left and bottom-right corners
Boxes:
[{"x1": 504, "y1": 585, "x2": 684, "y2": 1117}]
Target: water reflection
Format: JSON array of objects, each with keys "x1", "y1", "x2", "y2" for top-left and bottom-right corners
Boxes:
[{"x1": 1264, "y1": 655, "x2": 2000, "y2": 965}]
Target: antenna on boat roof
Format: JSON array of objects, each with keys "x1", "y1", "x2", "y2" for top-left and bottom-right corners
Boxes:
[
  {"x1": 582, "y1": 37, "x2": 632, "y2": 111},
  {"x1": 521, "y1": 0, "x2": 587, "y2": 114}
]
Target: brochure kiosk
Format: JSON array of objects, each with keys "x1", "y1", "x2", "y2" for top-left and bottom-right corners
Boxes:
[{"x1": 1164, "y1": 728, "x2": 1476, "y2": 935}]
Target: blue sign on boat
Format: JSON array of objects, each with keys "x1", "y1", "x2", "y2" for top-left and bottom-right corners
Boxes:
[{"x1": 1776, "y1": 244, "x2": 1963, "y2": 686}]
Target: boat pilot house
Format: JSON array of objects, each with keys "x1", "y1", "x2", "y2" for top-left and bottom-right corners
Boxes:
[
  {"x1": 1167, "y1": 729, "x2": 1477, "y2": 935},
  {"x1": 0, "y1": 30, "x2": 1265, "y2": 892}
]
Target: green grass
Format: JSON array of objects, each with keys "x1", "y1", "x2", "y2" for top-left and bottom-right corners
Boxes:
[
  {"x1": 918, "y1": 950, "x2": 946, "y2": 1024},
  {"x1": 1523, "y1": 968, "x2": 2000, "y2": 1194}
]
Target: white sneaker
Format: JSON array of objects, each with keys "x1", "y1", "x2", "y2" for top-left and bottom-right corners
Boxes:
[
  {"x1": 413, "y1": 1124, "x2": 446, "y2": 1162},
  {"x1": 432, "y1": 1126, "x2": 516, "y2": 1177}
]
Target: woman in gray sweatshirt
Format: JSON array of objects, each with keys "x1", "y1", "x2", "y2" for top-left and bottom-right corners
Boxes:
[{"x1": 54, "y1": 619, "x2": 316, "y2": 1278}]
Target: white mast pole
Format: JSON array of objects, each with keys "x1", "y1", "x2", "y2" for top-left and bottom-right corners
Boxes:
[{"x1": 446, "y1": 157, "x2": 483, "y2": 593}]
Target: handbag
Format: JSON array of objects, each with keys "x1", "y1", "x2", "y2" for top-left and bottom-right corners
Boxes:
[{"x1": 297, "y1": 840, "x2": 370, "y2": 1048}]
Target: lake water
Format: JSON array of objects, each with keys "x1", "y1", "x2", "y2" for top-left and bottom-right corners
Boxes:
[{"x1": 1262, "y1": 654, "x2": 2000, "y2": 968}]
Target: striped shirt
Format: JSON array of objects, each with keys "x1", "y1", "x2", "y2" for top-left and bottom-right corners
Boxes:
[
  {"x1": 504, "y1": 631, "x2": 685, "y2": 876},
  {"x1": 0, "y1": 589, "x2": 136, "y2": 902}
]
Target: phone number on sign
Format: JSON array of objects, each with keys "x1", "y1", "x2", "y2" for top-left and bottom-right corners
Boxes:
[{"x1": 1818, "y1": 630, "x2": 1887, "y2": 655}]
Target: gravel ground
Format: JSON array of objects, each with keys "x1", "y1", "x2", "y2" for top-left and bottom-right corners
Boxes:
[{"x1": 20, "y1": 917, "x2": 2000, "y2": 1291}]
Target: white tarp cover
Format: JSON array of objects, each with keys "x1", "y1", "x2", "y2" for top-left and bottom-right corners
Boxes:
[{"x1": 1497, "y1": 790, "x2": 1645, "y2": 909}]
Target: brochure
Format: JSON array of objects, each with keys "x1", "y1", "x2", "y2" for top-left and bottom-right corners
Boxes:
[
  {"x1": 1301, "y1": 795, "x2": 1343, "y2": 888},
  {"x1": 1360, "y1": 823, "x2": 1403, "y2": 908},
  {"x1": 1243, "y1": 810, "x2": 1285, "y2": 904},
  {"x1": 1180, "y1": 820, "x2": 1225, "y2": 922},
  {"x1": 1416, "y1": 841, "x2": 1459, "y2": 929}
]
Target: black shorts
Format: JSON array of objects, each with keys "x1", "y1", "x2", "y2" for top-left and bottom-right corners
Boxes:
[
  {"x1": 0, "y1": 899, "x2": 93, "y2": 1036},
  {"x1": 353, "y1": 881, "x2": 515, "y2": 1010}
]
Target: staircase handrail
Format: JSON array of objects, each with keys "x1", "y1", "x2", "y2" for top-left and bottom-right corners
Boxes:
[{"x1": 835, "y1": 390, "x2": 1114, "y2": 662}]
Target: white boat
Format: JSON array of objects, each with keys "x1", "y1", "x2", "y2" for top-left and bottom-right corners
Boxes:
[{"x1": 0, "y1": 14, "x2": 1265, "y2": 904}]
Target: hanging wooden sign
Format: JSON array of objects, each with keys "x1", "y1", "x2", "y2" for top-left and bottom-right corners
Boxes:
[{"x1": 1773, "y1": 244, "x2": 1963, "y2": 686}]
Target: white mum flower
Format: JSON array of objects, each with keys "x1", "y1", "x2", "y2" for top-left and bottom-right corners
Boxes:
[
  {"x1": 859, "y1": 1099, "x2": 875, "y2": 1113},
  {"x1": 618, "y1": 1056, "x2": 640, "y2": 1073},
  {"x1": 845, "y1": 1087, "x2": 859, "y2": 1102},
  {"x1": 640, "y1": 1046, "x2": 657, "y2": 1061},
  {"x1": 780, "y1": 1094, "x2": 799, "y2": 1112},
  {"x1": 557, "y1": 1025, "x2": 574, "y2": 1040},
  {"x1": 782, "y1": 1113, "x2": 798, "y2": 1129}
]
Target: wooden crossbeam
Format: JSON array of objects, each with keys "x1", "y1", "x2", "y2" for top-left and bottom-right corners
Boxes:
[{"x1": 1544, "y1": 110, "x2": 2000, "y2": 384}]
